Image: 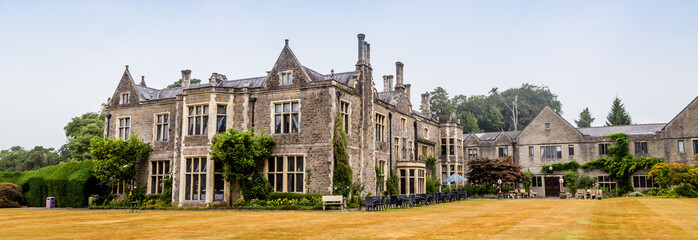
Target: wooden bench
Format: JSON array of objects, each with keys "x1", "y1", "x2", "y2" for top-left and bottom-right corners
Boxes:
[{"x1": 322, "y1": 195, "x2": 345, "y2": 210}]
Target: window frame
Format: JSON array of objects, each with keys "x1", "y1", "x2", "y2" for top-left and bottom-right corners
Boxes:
[
  {"x1": 266, "y1": 155, "x2": 305, "y2": 193},
  {"x1": 216, "y1": 104, "x2": 227, "y2": 134},
  {"x1": 149, "y1": 160, "x2": 170, "y2": 194},
  {"x1": 120, "y1": 92, "x2": 130, "y2": 104},
  {"x1": 678, "y1": 140, "x2": 685, "y2": 153},
  {"x1": 568, "y1": 145, "x2": 575, "y2": 156},
  {"x1": 529, "y1": 146, "x2": 534, "y2": 157},
  {"x1": 118, "y1": 116, "x2": 131, "y2": 140},
  {"x1": 339, "y1": 100, "x2": 351, "y2": 134},
  {"x1": 467, "y1": 148, "x2": 478, "y2": 159},
  {"x1": 498, "y1": 147, "x2": 508, "y2": 157},
  {"x1": 279, "y1": 70, "x2": 293, "y2": 85},
  {"x1": 634, "y1": 142, "x2": 648, "y2": 155},
  {"x1": 375, "y1": 113, "x2": 386, "y2": 142},
  {"x1": 599, "y1": 143, "x2": 610, "y2": 155},
  {"x1": 154, "y1": 113, "x2": 170, "y2": 142},
  {"x1": 184, "y1": 157, "x2": 207, "y2": 201},
  {"x1": 272, "y1": 100, "x2": 301, "y2": 134},
  {"x1": 187, "y1": 105, "x2": 210, "y2": 136}
]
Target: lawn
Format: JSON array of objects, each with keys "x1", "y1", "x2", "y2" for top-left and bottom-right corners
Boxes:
[{"x1": 2, "y1": 197, "x2": 698, "y2": 239}]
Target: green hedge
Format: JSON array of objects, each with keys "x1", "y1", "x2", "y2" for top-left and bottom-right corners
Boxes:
[
  {"x1": 266, "y1": 192, "x2": 323, "y2": 201},
  {"x1": 0, "y1": 161, "x2": 104, "y2": 208}
]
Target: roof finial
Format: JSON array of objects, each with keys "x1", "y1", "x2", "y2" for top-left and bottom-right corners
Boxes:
[
  {"x1": 330, "y1": 69, "x2": 334, "y2": 79},
  {"x1": 125, "y1": 65, "x2": 129, "y2": 71},
  {"x1": 285, "y1": 39, "x2": 289, "y2": 46}
]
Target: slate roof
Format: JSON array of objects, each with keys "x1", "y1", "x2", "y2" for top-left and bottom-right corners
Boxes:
[
  {"x1": 134, "y1": 66, "x2": 353, "y2": 101},
  {"x1": 576, "y1": 123, "x2": 666, "y2": 137},
  {"x1": 475, "y1": 132, "x2": 501, "y2": 141},
  {"x1": 412, "y1": 110, "x2": 434, "y2": 121},
  {"x1": 377, "y1": 91, "x2": 396, "y2": 103}
]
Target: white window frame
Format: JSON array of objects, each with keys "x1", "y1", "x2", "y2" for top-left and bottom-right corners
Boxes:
[
  {"x1": 375, "y1": 113, "x2": 386, "y2": 142},
  {"x1": 184, "y1": 157, "x2": 207, "y2": 201},
  {"x1": 678, "y1": 140, "x2": 685, "y2": 153},
  {"x1": 149, "y1": 160, "x2": 170, "y2": 194}
]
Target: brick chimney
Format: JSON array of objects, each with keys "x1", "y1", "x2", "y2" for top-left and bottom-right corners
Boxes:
[
  {"x1": 421, "y1": 93, "x2": 431, "y2": 117},
  {"x1": 139, "y1": 76, "x2": 146, "y2": 87},
  {"x1": 181, "y1": 70, "x2": 191, "y2": 88},
  {"x1": 365, "y1": 43, "x2": 371, "y2": 65},
  {"x1": 382, "y1": 75, "x2": 395, "y2": 92}
]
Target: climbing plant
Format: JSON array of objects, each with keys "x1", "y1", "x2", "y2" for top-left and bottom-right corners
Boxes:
[
  {"x1": 210, "y1": 128, "x2": 275, "y2": 200},
  {"x1": 332, "y1": 114, "x2": 352, "y2": 197},
  {"x1": 581, "y1": 132, "x2": 664, "y2": 193},
  {"x1": 541, "y1": 161, "x2": 580, "y2": 174}
]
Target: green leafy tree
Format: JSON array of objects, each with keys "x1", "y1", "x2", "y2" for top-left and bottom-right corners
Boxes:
[
  {"x1": 90, "y1": 134, "x2": 152, "y2": 187},
  {"x1": 332, "y1": 114, "x2": 353, "y2": 197},
  {"x1": 65, "y1": 112, "x2": 105, "y2": 161},
  {"x1": 210, "y1": 128, "x2": 275, "y2": 200},
  {"x1": 166, "y1": 78, "x2": 202, "y2": 88},
  {"x1": 577, "y1": 175, "x2": 596, "y2": 190},
  {"x1": 605, "y1": 97, "x2": 632, "y2": 126},
  {"x1": 522, "y1": 171, "x2": 533, "y2": 193},
  {"x1": 386, "y1": 169, "x2": 399, "y2": 195},
  {"x1": 563, "y1": 170, "x2": 579, "y2": 194},
  {"x1": 493, "y1": 83, "x2": 563, "y2": 131},
  {"x1": 458, "y1": 95, "x2": 504, "y2": 132},
  {"x1": 0, "y1": 146, "x2": 64, "y2": 172},
  {"x1": 575, "y1": 107, "x2": 595, "y2": 127},
  {"x1": 430, "y1": 87, "x2": 454, "y2": 123}
]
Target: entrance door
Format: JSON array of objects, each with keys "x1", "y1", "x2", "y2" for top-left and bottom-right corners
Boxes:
[{"x1": 544, "y1": 177, "x2": 560, "y2": 197}]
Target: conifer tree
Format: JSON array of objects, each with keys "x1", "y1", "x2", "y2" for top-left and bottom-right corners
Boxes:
[
  {"x1": 605, "y1": 97, "x2": 632, "y2": 126},
  {"x1": 575, "y1": 107, "x2": 595, "y2": 127}
]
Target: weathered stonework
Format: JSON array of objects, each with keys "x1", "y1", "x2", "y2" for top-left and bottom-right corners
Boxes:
[{"x1": 105, "y1": 34, "x2": 458, "y2": 207}]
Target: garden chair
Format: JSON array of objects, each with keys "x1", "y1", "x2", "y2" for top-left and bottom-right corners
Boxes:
[
  {"x1": 576, "y1": 189, "x2": 585, "y2": 199},
  {"x1": 365, "y1": 196, "x2": 375, "y2": 211},
  {"x1": 409, "y1": 195, "x2": 416, "y2": 207},
  {"x1": 427, "y1": 193, "x2": 435, "y2": 204},
  {"x1": 398, "y1": 194, "x2": 408, "y2": 208},
  {"x1": 389, "y1": 195, "x2": 398, "y2": 208},
  {"x1": 529, "y1": 190, "x2": 537, "y2": 198},
  {"x1": 519, "y1": 189, "x2": 529, "y2": 198}
]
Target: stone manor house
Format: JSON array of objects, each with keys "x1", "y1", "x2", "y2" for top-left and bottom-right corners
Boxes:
[{"x1": 105, "y1": 34, "x2": 698, "y2": 206}]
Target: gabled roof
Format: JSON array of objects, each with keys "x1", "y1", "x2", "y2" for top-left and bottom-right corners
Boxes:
[
  {"x1": 662, "y1": 96, "x2": 698, "y2": 131},
  {"x1": 518, "y1": 106, "x2": 583, "y2": 138},
  {"x1": 577, "y1": 123, "x2": 665, "y2": 137}
]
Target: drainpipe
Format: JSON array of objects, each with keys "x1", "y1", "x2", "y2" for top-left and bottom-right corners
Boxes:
[
  {"x1": 105, "y1": 113, "x2": 112, "y2": 137},
  {"x1": 511, "y1": 140, "x2": 517, "y2": 163},
  {"x1": 249, "y1": 97, "x2": 257, "y2": 127}
]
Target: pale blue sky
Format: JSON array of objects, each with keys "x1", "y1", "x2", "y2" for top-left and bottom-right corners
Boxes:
[{"x1": 1, "y1": 1, "x2": 697, "y2": 150}]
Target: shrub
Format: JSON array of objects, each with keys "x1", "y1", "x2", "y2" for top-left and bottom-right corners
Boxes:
[
  {"x1": 16, "y1": 161, "x2": 104, "y2": 207},
  {"x1": 563, "y1": 170, "x2": 579, "y2": 194},
  {"x1": 266, "y1": 192, "x2": 322, "y2": 201},
  {"x1": 642, "y1": 187, "x2": 668, "y2": 196},
  {"x1": 426, "y1": 177, "x2": 439, "y2": 193},
  {"x1": 669, "y1": 184, "x2": 698, "y2": 198},
  {"x1": 466, "y1": 183, "x2": 498, "y2": 196},
  {"x1": 577, "y1": 176, "x2": 596, "y2": 190},
  {"x1": 239, "y1": 171, "x2": 272, "y2": 200},
  {"x1": 628, "y1": 191, "x2": 644, "y2": 197},
  {"x1": 0, "y1": 182, "x2": 23, "y2": 207}
]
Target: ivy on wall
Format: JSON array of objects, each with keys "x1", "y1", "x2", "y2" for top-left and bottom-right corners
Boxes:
[{"x1": 541, "y1": 161, "x2": 580, "y2": 174}]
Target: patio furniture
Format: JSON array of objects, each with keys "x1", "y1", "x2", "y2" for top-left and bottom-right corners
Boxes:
[
  {"x1": 529, "y1": 191, "x2": 537, "y2": 198},
  {"x1": 365, "y1": 196, "x2": 375, "y2": 211},
  {"x1": 322, "y1": 195, "x2": 345, "y2": 210},
  {"x1": 575, "y1": 189, "x2": 586, "y2": 199},
  {"x1": 427, "y1": 193, "x2": 435, "y2": 204},
  {"x1": 398, "y1": 194, "x2": 409, "y2": 207},
  {"x1": 409, "y1": 195, "x2": 416, "y2": 207},
  {"x1": 519, "y1": 189, "x2": 529, "y2": 198},
  {"x1": 389, "y1": 195, "x2": 399, "y2": 208}
]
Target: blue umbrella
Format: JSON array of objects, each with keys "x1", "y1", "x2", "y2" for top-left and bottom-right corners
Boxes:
[{"x1": 443, "y1": 173, "x2": 468, "y2": 183}]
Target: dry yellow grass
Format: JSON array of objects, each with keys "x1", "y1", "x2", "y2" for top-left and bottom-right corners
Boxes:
[{"x1": 2, "y1": 197, "x2": 698, "y2": 239}]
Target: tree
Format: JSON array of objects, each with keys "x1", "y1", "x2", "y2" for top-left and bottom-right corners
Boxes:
[
  {"x1": 493, "y1": 83, "x2": 562, "y2": 131},
  {"x1": 332, "y1": 114, "x2": 353, "y2": 197},
  {"x1": 90, "y1": 134, "x2": 152, "y2": 187},
  {"x1": 0, "y1": 146, "x2": 64, "y2": 172},
  {"x1": 453, "y1": 95, "x2": 482, "y2": 133},
  {"x1": 605, "y1": 97, "x2": 632, "y2": 126},
  {"x1": 430, "y1": 87, "x2": 454, "y2": 123},
  {"x1": 466, "y1": 156, "x2": 526, "y2": 184},
  {"x1": 210, "y1": 128, "x2": 275, "y2": 200},
  {"x1": 65, "y1": 112, "x2": 105, "y2": 161},
  {"x1": 563, "y1": 170, "x2": 579, "y2": 194},
  {"x1": 166, "y1": 78, "x2": 202, "y2": 88},
  {"x1": 575, "y1": 107, "x2": 595, "y2": 128}
]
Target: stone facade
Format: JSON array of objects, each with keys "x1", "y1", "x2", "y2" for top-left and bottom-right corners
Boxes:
[
  {"x1": 464, "y1": 99, "x2": 698, "y2": 197},
  {"x1": 104, "y1": 34, "x2": 462, "y2": 207}
]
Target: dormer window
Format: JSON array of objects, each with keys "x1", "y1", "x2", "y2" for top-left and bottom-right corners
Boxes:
[
  {"x1": 280, "y1": 71, "x2": 293, "y2": 85},
  {"x1": 121, "y1": 93, "x2": 130, "y2": 104}
]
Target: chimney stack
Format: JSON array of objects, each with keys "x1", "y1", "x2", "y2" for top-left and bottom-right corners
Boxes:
[
  {"x1": 365, "y1": 43, "x2": 371, "y2": 65},
  {"x1": 357, "y1": 33, "x2": 365, "y2": 63},
  {"x1": 387, "y1": 75, "x2": 394, "y2": 91},
  {"x1": 405, "y1": 84, "x2": 411, "y2": 103},
  {"x1": 139, "y1": 76, "x2": 146, "y2": 87},
  {"x1": 395, "y1": 62, "x2": 404, "y2": 90},
  {"x1": 181, "y1": 70, "x2": 191, "y2": 88},
  {"x1": 421, "y1": 93, "x2": 431, "y2": 117}
]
